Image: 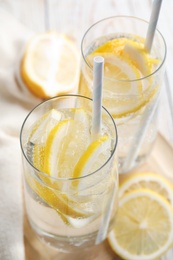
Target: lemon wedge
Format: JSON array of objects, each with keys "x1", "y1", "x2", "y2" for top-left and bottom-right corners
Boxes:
[
  {"x1": 119, "y1": 172, "x2": 173, "y2": 205},
  {"x1": 108, "y1": 189, "x2": 173, "y2": 260},
  {"x1": 21, "y1": 32, "x2": 80, "y2": 99}
]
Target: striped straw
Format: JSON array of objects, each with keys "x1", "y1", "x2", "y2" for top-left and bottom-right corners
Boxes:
[
  {"x1": 145, "y1": 0, "x2": 163, "y2": 53},
  {"x1": 91, "y1": 56, "x2": 104, "y2": 141}
]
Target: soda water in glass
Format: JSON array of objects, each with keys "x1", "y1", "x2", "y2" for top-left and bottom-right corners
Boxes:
[
  {"x1": 20, "y1": 94, "x2": 118, "y2": 252},
  {"x1": 79, "y1": 16, "x2": 166, "y2": 173}
]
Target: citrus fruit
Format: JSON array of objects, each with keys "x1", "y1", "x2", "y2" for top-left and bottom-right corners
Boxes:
[
  {"x1": 26, "y1": 171, "x2": 90, "y2": 219},
  {"x1": 21, "y1": 31, "x2": 80, "y2": 99},
  {"x1": 73, "y1": 135, "x2": 111, "y2": 178},
  {"x1": 27, "y1": 108, "x2": 92, "y2": 221},
  {"x1": 123, "y1": 39, "x2": 159, "y2": 76},
  {"x1": 42, "y1": 108, "x2": 90, "y2": 179},
  {"x1": 29, "y1": 109, "x2": 62, "y2": 144},
  {"x1": 83, "y1": 37, "x2": 159, "y2": 119},
  {"x1": 119, "y1": 172, "x2": 173, "y2": 205},
  {"x1": 108, "y1": 189, "x2": 173, "y2": 260},
  {"x1": 72, "y1": 135, "x2": 112, "y2": 191},
  {"x1": 26, "y1": 107, "x2": 115, "y2": 226}
]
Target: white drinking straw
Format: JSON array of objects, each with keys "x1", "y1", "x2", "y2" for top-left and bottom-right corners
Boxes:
[
  {"x1": 92, "y1": 56, "x2": 117, "y2": 244},
  {"x1": 122, "y1": 95, "x2": 160, "y2": 172},
  {"x1": 96, "y1": 180, "x2": 117, "y2": 244},
  {"x1": 145, "y1": 0, "x2": 163, "y2": 52},
  {"x1": 123, "y1": 0, "x2": 163, "y2": 172},
  {"x1": 91, "y1": 56, "x2": 104, "y2": 141}
]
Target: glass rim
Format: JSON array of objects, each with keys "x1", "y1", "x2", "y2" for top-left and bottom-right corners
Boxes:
[
  {"x1": 20, "y1": 94, "x2": 118, "y2": 182},
  {"x1": 81, "y1": 15, "x2": 167, "y2": 83}
]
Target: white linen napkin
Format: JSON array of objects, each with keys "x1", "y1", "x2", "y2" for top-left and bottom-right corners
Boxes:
[{"x1": 0, "y1": 9, "x2": 40, "y2": 260}]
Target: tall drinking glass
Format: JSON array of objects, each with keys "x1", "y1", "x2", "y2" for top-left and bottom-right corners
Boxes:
[
  {"x1": 79, "y1": 16, "x2": 166, "y2": 173},
  {"x1": 20, "y1": 94, "x2": 118, "y2": 252}
]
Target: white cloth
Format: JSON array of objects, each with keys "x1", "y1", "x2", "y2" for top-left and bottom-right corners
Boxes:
[{"x1": 0, "y1": 9, "x2": 40, "y2": 260}]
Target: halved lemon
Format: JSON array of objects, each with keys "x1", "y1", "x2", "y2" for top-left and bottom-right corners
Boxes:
[
  {"x1": 108, "y1": 189, "x2": 173, "y2": 260},
  {"x1": 21, "y1": 31, "x2": 80, "y2": 99},
  {"x1": 119, "y1": 172, "x2": 173, "y2": 205}
]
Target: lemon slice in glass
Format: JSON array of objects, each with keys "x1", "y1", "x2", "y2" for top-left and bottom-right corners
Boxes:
[
  {"x1": 27, "y1": 108, "x2": 92, "y2": 220},
  {"x1": 30, "y1": 109, "x2": 62, "y2": 144},
  {"x1": 26, "y1": 172, "x2": 90, "y2": 219},
  {"x1": 72, "y1": 135, "x2": 112, "y2": 192},
  {"x1": 123, "y1": 39, "x2": 160, "y2": 76},
  {"x1": 44, "y1": 118, "x2": 90, "y2": 179},
  {"x1": 86, "y1": 37, "x2": 158, "y2": 119},
  {"x1": 73, "y1": 135, "x2": 111, "y2": 178},
  {"x1": 108, "y1": 189, "x2": 173, "y2": 260}
]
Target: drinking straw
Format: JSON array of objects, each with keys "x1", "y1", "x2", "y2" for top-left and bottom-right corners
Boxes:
[
  {"x1": 145, "y1": 0, "x2": 163, "y2": 52},
  {"x1": 91, "y1": 56, "x2": 116, "y2": 244},
  {"x1": 122, "y1": 96, "x2": 160, "y2": 172},
  {"x1": 123, "y1": 0, "x2": 163, "y2": 172},
  {"x1": 91, "y1": 56, "x2": 104, "y2": 141},
  {"x1": 96, "y1": 180, "x2": 117, "y2": 244}
]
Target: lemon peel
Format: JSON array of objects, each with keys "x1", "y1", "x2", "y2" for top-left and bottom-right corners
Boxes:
[
  {"x1": 21, "y1": 31, "x2": 80, "y2": 99},
  {"x1": 73, "y1": 135, "x2": 111, "y2": 180}
]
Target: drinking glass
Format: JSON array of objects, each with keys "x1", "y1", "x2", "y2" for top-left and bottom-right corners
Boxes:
[
  {"x1": 20, "y1": 94, "x2": 118, "y2": 252},
  {"x1": 79, "y1": 16, "x2": 166, "y2": 173}
]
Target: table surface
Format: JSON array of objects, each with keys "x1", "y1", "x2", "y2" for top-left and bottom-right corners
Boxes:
[
  {"x1": 1, "y1": 0, "x2": 173, "y2": 145},
  {"x1": 1, "y1": 0, "x2": 173, "y2": 259}
]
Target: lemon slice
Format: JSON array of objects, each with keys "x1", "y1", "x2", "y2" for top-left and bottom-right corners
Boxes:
[
  {"x1": 87, "y1": 53, "x2": 141, "y2": 94},
  {"x1": 84, "y1": 37, "x2": 158, "y2": 119},
  {"x1": 72, "y1": 135, "x2": 111, "y2": 191},
  {"x1": 30, "y1": 109, "x2": 62, "y2": 144},
  {"x1": 73, "y1": 135, "x2": 111, "y2": 178},
  {"x1": 21, "y1": 32, "x2": 80, "y2": 99},
  {"x1": 123, "y1": 39, "x2": 160, "y2": 76},
  {"x1": 27, "y1": 108, "x2": 93, "y2": 222},
  {"x1": 119, "y1": 172, "x2": 173, "y2": 205},
  {"x1": 108, "y1": 189, "x2": 173, "y2": 260},
  {"x1": 25, "y1": 172, "x2": 90, "y2": 219},
  {"x1": 44, "y1": 117, "x2": 90, "y2": 179}
]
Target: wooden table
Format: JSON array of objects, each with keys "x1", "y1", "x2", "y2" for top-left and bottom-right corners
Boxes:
[{"x1": 0, "y1": 0, "x2": 173, "y2": 259}]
